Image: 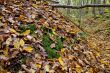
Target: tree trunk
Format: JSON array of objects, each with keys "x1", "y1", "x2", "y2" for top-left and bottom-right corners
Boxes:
[
  {"x1": 92, "y1": 0, "x2": 96, "y2": 17},
  {"x1": 67, "y1": 0, "x2": 71, "y2": 14}
]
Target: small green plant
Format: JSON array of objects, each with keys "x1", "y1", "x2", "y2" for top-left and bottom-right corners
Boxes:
[
  {"x1": 18, "y1": 25, "x2": 26, "y2": 33},
  {"x1": 42, "y1": 26, "x2": 53, "y2": 34},
  {"x1": 28, "y1": 24, "x2": 36, "y2": 34},
  {"x1": 18, "y1": 24, "x2": 36, "y2": 34},
  {"x1": 55, "y1": 36, "x2": 63, "y2": 51},
  {"x1": 42, "y1": 34, "x2": 63, "y2": 59}
]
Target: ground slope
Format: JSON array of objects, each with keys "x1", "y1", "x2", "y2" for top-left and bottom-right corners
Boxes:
[{"x1": 0, "y1": 0, "x2": 110, "y2": 73}]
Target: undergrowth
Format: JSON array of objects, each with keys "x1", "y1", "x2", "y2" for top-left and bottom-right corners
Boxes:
[{"x1": 42, "y1": 27, "x2": 63, "y2": 59}]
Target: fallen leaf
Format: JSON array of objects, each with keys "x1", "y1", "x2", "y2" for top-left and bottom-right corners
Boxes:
[
  {"x1": 23, "y1": 46, "x2": 33, "y2": 53},
  {"x1": 0, "y1": 55, "x2": 8, "y2": 60},
  {"x1": 50, "y1": 43, "x2": 56, "y2": 48},
  {"x1": 0, "y1": 21, "x2": 3, "y2": 27},
  {"x1": 58, "y1": 57, "x2": 64, "y2": 66},
  {"x1": 49, "y1": 70, "x2": 55, "y2": 73},
  {"x1": 45, "y1": 64, "x2": 50, "y2": 72},
  {"x1": 52, "y1": 28, "x2": 57, "y2": 35},
  {"x1": 32, "y1": 14, "x2": 36, "y2": 19},
  {"x1": 20, "y1": 39, "x2": 25, "y2": 46},
  {"x1": 0, "y1": 15, "x2": 2, "y2": 19},
  {"x1": 22, "y1": 30, "x2": 30, "y2": 36},
  {"x1": 75, "y1": 63, "x2": 82, "y2": 73},
  {"x1": 6, "y1": 36, "x2": 12, "y2": 45},
  {"x1": 30, "y1": 69, "x2": 36, "y2": 73},
  {"x1": 22, "y1": 65, "x2": 31, "y2": 73},
  {"x1": 36, "y1": 64, "x2": 41, "y2": 68},
  {"x1": 100, "y1": 59, "x2": 109, "y2": 65},
  {"x1": 3, "y1": 48, "x2": 8, "y2": 56},
  {"x1": 14, "y1": 38, "x2": 20, "y2": 48},
  {"x1": 61, "y1": 48, "x2": 65, "y2": 53},
  {"x1": 10, "y1": 28, "x2": 19, "y2": 35},
  {"x1": 8, "y1": 17, "x2": 15, "y2": 23},
  {"x1": 10, "y1": 28, "x2": 16, "y2": 33},
  {"x1": 27, "y1": 35, "x2": 32, "y2": 40}
]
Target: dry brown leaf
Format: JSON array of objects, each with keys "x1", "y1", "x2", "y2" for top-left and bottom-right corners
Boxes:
[{"x1": 50, "y1": 43, "x2": 56, "y2": 48}]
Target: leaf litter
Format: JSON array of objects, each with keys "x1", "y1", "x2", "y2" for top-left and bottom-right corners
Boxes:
[{"x1": 0, "y1": 0, "x2": 110, "y2": 73}]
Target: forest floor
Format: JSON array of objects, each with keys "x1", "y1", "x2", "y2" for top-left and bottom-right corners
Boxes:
[
  {"x1": 82, "y1": 16, "x2": 110, "y2": 59},
  {"x1": 0, "y1": 0, "x2": 110, "y2": 73}
]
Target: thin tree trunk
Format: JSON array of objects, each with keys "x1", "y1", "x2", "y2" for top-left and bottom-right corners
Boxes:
[
  {"x1": 92, "y1": 0, "x2": 96, "y2": 17},
  {"x1": 86, "y1": 0, "x2": 89, "y2": 14},
  {"x1": 67, "y1": 0, "x2": 71, "y2": 14}
]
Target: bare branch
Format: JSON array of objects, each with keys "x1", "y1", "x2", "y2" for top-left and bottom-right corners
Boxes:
[{"x1": 50, "y1": 4, "x2": 110, "y2": 9}]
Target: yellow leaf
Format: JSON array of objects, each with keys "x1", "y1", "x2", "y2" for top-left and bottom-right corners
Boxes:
[
  {"x1": 14, "y1": 42, "x2": 20, "y2": 48},
  {"x1": 58, "y1": 25, "x2": 63, "y2": 29},
  {"x1": 52, "y1": 29, "x2": 57, "y2": 35},
  {"x1": 61, "y1": 48, "x2": 65, "y2": 53},
  {"x1": 36, "y1": 64, "x2": 41, "y2": 68},
  {"x1": 3, "y1": 48, "x2": 8, "y2": 56},
  {"x1": 0, "y1": 16, "x2": 2, "y2": 19},
  {"x1": 100, "y1": 59, "x2": 109, "y2": 65},
  {"x1": 95, "y1": 51, "x2": 100, "y2": 57},
  {"x1": 6, "y1": 37, "x2": 12, "y2": 45},
  {"x1": 88, "y1": 67, "x2": 94, "y2": 73},
  {"x1": 19, "y1": 15, "x2": 25, "y2": 20},
  {"x1": 10, "y1": 28, "x2": 17, "y2": 33},
  {"x1": 14, "y1": 38, "x2": 20, "y2": 48},
  {"x1": 23, "y1": 46, "x2": 33, "y2": 53},
  {"x1": 20, "y1": 39, "x2": 25, "y2": 46},
  {"x1": 69, "y1": 28, "x2": 80, "y2": 34},
  {"x1": 45, "y1": 65, "x2": 50, "y2": 72},
  {"x1": 76, "y1": 64, "x2": 82, "y2": 73},
  {"x1": 22, "y1": 30, "x2": 30, "y2": 36},
  {"x1": 58, "y1": 57, "x2": 64, "y2": 66},
  {"x1": 40, "y1": 71, "x2": 43, "y2": 73},
  {"x1": 32, "y1": 4, "x2": 38, "y2": 8},
  {"x1": 10, "y1": 28, "x2": 19, "y2": 35},
  {"x1": 32, "y1": 14, "x2": 36, "y2": 19}
]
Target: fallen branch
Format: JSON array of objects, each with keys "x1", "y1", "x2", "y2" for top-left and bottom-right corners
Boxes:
[
  {"x1": 50, "y1": 4, "x2": 110, "y2": 9},
  {"x1": 45, "y1": 0, "x2": 59, "y2": 3}
]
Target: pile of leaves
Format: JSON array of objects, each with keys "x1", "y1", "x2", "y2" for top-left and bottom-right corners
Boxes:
[{"x1": 0, "y1": 0, "x2": 110, "y2": 73}]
